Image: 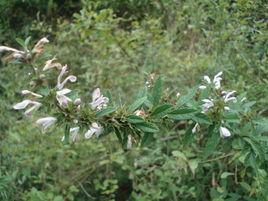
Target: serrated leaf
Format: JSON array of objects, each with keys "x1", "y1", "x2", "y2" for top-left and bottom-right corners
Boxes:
[
  {"x1": 96, "y1": 107, "x2": 116, "y2": 117},
  {"x1": 151, "y1": 103, "x2": 173, "y2": 118},
  {"x1": 128, "y1": 97, "x2": 147, "y2": 112}
]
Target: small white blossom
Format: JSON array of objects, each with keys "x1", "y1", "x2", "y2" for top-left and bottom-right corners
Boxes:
[
  {"x1": 203, "y1": 75, "x2": 211, "y2": 84},
  {"x1": 36, "y1": 117, "x2": 56, "y2": 132},
  {"x1": 74, "y1": 98, "x2": 81, "y2": 105},
  {"x1": 223, "y1": 91, "x2": 237, "y2": 103},
  {"x1": 134, "y1": 109, "x2": 145, "y2": 117},
  {"x1": 199, "y1": 85, "x2": 207, "y2": 90},
  {"x1": 213, "y1": 71, "x2": 223, "y2": 89},
  {"x1": 56, "y1": 65, "x2": 77, "y2": 90},
  {"x1": 84, "y1": 122, "x2": 103, "y2": 139},
  {"x1": 203, "y1": 72, "x2": 223, "y2": 89},
  {"x1": 13, "y1": 99, "x2": 42, "y2": 115},
  {"x1": 176, "y1": 92, "x2": 181, "y2": 98},
  {"x1": 220, "y1": 126, "x2": 231, "y2": 138},
  {"x1": 201, "y1": 99, "x2": 214, "y2": 112},
  {"x1": 21, "y1": 90, "x2": 43, "y2": 98},
  {"x1": 43, "y1": 57, "x2": 62, "y2": 71},
  {"x1": 192, "y1": 123, "x2": 200, "y2": 133},
  {"x1": 56, "y1": 88, "x2": 72, "y2": 108},
  {"x1": 241, "y1": 97, "x2": 247, "y2": 102},
  {"x1": 224, "y1": 106, "x2": 230, "y2": 111},
  {"x1": 127, "y1": 135, "x2": 132, "y2": 149},
  {"x1": 70, "y1": 127, "x2": 80, "y2": 142},
  {"x1": 90, "y1": 88, "x2": 109, "y2": 110},
  {"x1": 32, "y1": 37, "x2": 49, "y2": 55}
]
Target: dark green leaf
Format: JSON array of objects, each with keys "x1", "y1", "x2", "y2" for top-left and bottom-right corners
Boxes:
[
  {"x1": 136, "y1": 122, "x2": 159, "y2": 133},
  {"x1": 192, "y1": 112, "x2": 211, "y2": 124},
  {"x1": 96, "y1": 107, "x2": 116, "y2": 117},
  {"x1": 168, "y1": 108, "x2": 196, "y2": 120},
  {"x1": 128, "y1": 97, "x2": 147, "y2": 112},
  {"x1": 127, "y1": 115, "x2": 145, "y2": 124},
  {"x1": 177, "y1": 87, "x2": 197, "y2": 106},
  {"x1": 151, "y1": 103, "x2": 173, "y2": 118}
]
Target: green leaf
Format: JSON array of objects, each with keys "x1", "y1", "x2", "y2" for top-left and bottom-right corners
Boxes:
[
  {"x1": 168, "y1": 108, "x2": 196, "y2": 120},
  {"x1": 151, "y1": 103, "x2": 173, "y2": 118},
  {"x1": 188, "y1": 159, "x2": 199, "y2": 175},
  {"x1": 127, "y1": 115, "x2": 145, "y2": 124},
  {"x1": 172, "y1": 151, "x2": 187, "y2": 161},
  {"x1": 221, "y1": 172, "x2": 234, "y2": 179},
  {"x1": 136, "y1": 122, "x2": 159, "y2": 133},
  {"x1": 151, "y1": 76, "x2": 162, "y2": 106},
  {"x1": 177, "y1": 87, "x2": 197, "y2": 106},
  {"x1": 223, "y1": 113, "x2": 240, "y2": 123},
  {"x1": 15, "y1": 38, "x2": 25, "y2": 48},
  {"x1": 25, "y1": 36, "x2": 31, "y2": 47},
  {"x1": 192, "y1": 112, "x2": 211, "y2": 124},
  {"x1": 202, "y1": 125, "x2": 220, "y2": 159},
  {"x1": 141, "y1": 132, "x2": 153, "y2": 146},
  {"x1": 128, "y1": 97, "x2": 147, "y2": 112},
  {"x1": 182, "y1": 123, "x2": 196, "y2": 145},
  {"x1": 96, "y1": 107, "x2": 116, "y2": 117}
]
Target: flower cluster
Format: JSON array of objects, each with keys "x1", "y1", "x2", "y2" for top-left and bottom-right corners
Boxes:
[
  {"x1": 0, "y1": 37, "x2": 49, "y2": 62},
  {"x1": 196, "y1": 72, "x2": 241, "y2": 138},
  {"x1": 11, "y1": 37, "x2": 110, "y2": 143}
]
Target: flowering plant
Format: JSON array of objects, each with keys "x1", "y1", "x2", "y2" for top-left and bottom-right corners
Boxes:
[{"x1": 2, "y1": 37, "x2": 267, "y2": 155}]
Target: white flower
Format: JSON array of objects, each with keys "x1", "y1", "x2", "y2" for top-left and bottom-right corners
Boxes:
[
  {"x1": 0, "y1": 46, "x2": 24, "y2": 54},
  {"x1": 199, "y1": 85, "x2": 207, "y2": 90},
  {"x1": 134, "y1": 109, "x2": 145, "y2": 117},
  {"x1": 56, "y1": 88, "x2": 72, "y2": 108},
  {"x1": 127, "y1": 135, "x2": 132, "y2": 149},
  {"x1": 201, "y1": 99, "x2": 214, "y2": 112},
  {"x1": 203, "y1": 72, "x2": 223, "y2": 89},
  {"x1": 241, "y1": 97, "x2": 247, "y2": 102},
  {"x1": 74, "y1": 98, "x2": 81, "y2": 105},
  {"x1": 36, "y1": 117, "x2": 56, "y2": 132},
  {"x1": 43, "y1": 57, "x2": 62, "y2": 71},
  {"x1": 21, "y1": 90, "x2": 43, "y2": 98},
  {"x1": 203, "y1": 75, "x2": 211, "y2": 84},
  {"x1": 84, "y1": 122, "x2": 103, "y2": 139},
  {"x1": 32, "y1": 37, "x2": 49, "y2": 55},
  {"x1": 213, "y1": 71, "x2": 223, "y2": 89},
  {"x1": 90, "y1": 88, "x2": 109, "y2": 110},
  {"x1": 223, "y1": 91, "x2": 237, "y2": 103},
  {"x1": 176, "y1": 92, "x2": 181, "y2": 98},
  {"x1": 70, "y1": 127, "x2": 80, "y2": 142},
  {"x1": 13, "y1": 99, "x2": 42, "y2": 115},
  {"x1": 56, "y1": 65, "x2": 77, "y2": 90},
  {"x1": 192, "y1": 123, "x2": 200, "y2": 133},
  {"x1": 219, "y1": 126, "x2": 231, "y2": 138},
  {"x1": 224, "y1": 106, "x2": 230, "y2": 111}
]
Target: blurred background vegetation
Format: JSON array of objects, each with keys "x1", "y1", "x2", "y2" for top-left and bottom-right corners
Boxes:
[{"x1": 0, "y1": 0, "x2": 267, "y2": 200}]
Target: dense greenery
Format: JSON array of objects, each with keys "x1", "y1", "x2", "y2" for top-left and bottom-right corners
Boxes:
[{"x1": 0, "y1": 0, "x2": 268, "y2": 200}]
